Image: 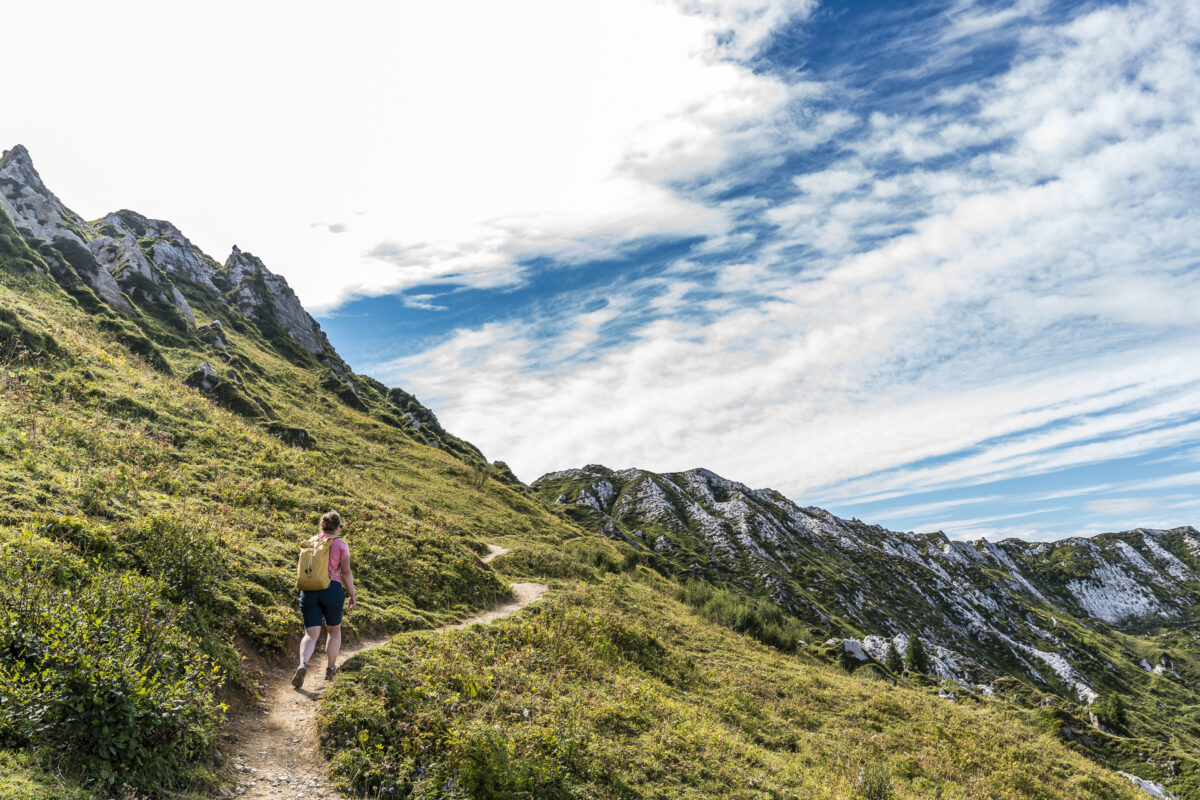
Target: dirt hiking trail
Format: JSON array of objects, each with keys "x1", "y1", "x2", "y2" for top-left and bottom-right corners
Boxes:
[{"x1": 218, "y1": 545, "x2": 545, "y2": 799}]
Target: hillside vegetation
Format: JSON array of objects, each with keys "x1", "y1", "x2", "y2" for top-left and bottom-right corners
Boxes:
[
  {"x1": 0, "y1": 196, "x2": 578, "y2": 795},
  {"x1": 531, "y1": 465, "x2": 1200, "y2": 796},
  {"x1": 0, "y1": 145, "x2": 1192, "y2": 799},
  {"x1": 320, "y1": 565, "x2": 1143, "y2": 800}
]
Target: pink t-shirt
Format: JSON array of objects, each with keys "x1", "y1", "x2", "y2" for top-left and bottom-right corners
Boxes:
[{"x1": 319, "y1": 534, "x2": 350, "y2": 582}]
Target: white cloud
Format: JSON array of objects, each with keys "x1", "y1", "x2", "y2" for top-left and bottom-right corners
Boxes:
[
  {"x1": 6, "y1": 0, "x2": 1196, "y2": 538},
  {"x1": 400, "y1": 294, "x2": 448, "y2": 312},
  {"x1": 919, "y1": 506, "x2": 1069, "y2": 534},
  {"x1": 1085, "y1": 497, "x2": 1163, "y2": 516},
  {"x1": 1113, "y1": 471, "x2": 1200, "y2": 492},
  {"x1": 1, "y1": 0, "x2": 815, "y2": 310},
  {"x1": 874, "y1": 494, "x2": 1006, "y2": 522},
  {"x1": 375, "y1": 0, "x2": 1200, "y2": 521},
  {"x1": 557, "y1": 303, "x2": 624, "y2": 360},
  {"x1": 680, "y1": 0, "x2": 818, "y2": 58}
]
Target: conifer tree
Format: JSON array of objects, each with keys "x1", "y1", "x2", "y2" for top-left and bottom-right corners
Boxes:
[
  {"x1": 885, "y1": 639, "x2": 904, "y2": 673},
  {"x1": 1095, "y1": 693, "x2": 1128, "y2": 730},
  {"x1": 905, "y1": 634, "x2": 931, "y2": 675}
]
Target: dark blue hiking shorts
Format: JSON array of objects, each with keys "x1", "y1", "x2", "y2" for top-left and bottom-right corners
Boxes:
[{"x1": 299, "y1": 580, "x2": 344, "y2": 628}]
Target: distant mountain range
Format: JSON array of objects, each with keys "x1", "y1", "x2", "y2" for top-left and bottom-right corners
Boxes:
[{"x1": 533, "y1": 465, "x2": 1200, "y2": 770}]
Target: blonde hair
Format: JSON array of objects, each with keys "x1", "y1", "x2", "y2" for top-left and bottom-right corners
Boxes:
[{"x1": 319, "y1": 511, "x2": 342, "y2": 533}]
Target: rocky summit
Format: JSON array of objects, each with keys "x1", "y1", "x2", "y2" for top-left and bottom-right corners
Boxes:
[
  {"x1": 0, "y1": 144, "x2": 482, "y2": 456},
  {"x1": 1, "y1": 145, "x2": 324, "y2": 362}
]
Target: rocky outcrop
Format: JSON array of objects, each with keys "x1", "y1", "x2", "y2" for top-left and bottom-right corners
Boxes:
[
  {"x1": 1, "y1": 145, "x2": 132, "y2": 312},
  {"x1": 90, "y1": 214, "x2": 194, "y2": 327},
  {"x1": 184, "y1": 360, "x2": 265, "y2": 418},
  {"x1": 319, "y1": 369, "x2": 368, "y2": 411},
  {"x1": 102, "y1": 210, "x2": 219, "y2": 291},
  {"x1": 2, "y1": 143, "x2": 495, "y2": 466},
  {"x1": 532, "y1": 465, "x2": 1199, "y2": 703},
  {"x1": 0, "y1": 145, "x2": 344, "y2": 366},
  {"x1": 0, "y1": 145, "x2": 90, "y2": 245},
  {"x1": 223, "y1": 246, "x2": 332, "y2": 359},
  {"x1": 266, "y1": 423, "x2": 315, "y2": 449},
  {"x1": 185, "y1": 361, "x2": 220, "y2": 392},
  {"x1": 198, "y1": 319, "x2": 228, "y2": 352}
]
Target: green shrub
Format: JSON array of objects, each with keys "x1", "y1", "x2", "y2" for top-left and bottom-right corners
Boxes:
[
  {"x1": 439, "y1": 722, "x2": 579, "y2": 800},
  {"x1": 1, "y1": 529, "x2": 87, "y2": 585},
  {"x1": 677, "y1": 579, "x2": 808, "y2": 652},
  {"x1": 853, "y1": 762, "x2": 894, "y2": 800},
  {"x1": 75, "y1": 465, "x2": 140, "y2": 518},
  {"x1": 884, "y1": 640, "x2": 904, "y2": 674},
  {"x1": 1094, "y1": 693, "x2": 1128, "y2": 731},
  {"x1": 128, "y1": 513, "x2": 226, "y2": 603},
  {"x1": 31, "y1": 515, "x2": 115, "y2": 559},
  {"x1": 905, "y1": 634, "x2": 930, "y2": 675},
  {"x1": 0, "y1": 555, "x2": 224, "y2": 792}
]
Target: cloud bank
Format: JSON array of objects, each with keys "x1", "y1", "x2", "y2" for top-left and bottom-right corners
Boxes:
[
  {"x1": 6, "y1": 0, "x2": 1197, "y2": 539},
  {"x1": 373, "y1": 0, "x2": 1200, "y2": 538}
]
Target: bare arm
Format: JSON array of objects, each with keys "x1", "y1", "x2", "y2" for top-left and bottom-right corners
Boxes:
[{"x1": 341, "y1": 553, "x2": 356, "y2": 610}]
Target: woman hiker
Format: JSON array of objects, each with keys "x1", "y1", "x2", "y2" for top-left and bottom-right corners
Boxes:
[{"x1": 293, "y1": 510, "x2": 357, "y2": 688}]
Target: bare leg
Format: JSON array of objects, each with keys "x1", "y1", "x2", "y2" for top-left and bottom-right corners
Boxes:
[
  {"x1": 325, "y1": 624, "x2": 342, "y2": 670},
  {"x1": 299, "y1": 625, "x2": 321, "y2": 666}
]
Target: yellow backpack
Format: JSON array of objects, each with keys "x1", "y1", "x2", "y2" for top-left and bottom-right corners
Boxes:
[{"x1": 297, "y1": 534, "x2": 333, "y2": 591}]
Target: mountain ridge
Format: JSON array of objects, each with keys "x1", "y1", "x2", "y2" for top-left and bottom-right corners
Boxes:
[
  {"x1": 0, "y1": 143, "x2": 495, "y2": 462},
  {"x1": 531, "y1": 462, "x2": 1200, "y2": 788}
]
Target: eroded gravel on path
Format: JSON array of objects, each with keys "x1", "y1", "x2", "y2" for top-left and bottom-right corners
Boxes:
[{"x1": 217, "y1": 544, "x2": 544, "y2": 799}]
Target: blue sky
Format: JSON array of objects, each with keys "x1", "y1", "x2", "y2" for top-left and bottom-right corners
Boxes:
[
  {"x1": 5, "y1": 0, "x2": 1199, "y2": 540},
  {"x1": 319, "y1": 0, "x2": 1200, "y2": 541}
]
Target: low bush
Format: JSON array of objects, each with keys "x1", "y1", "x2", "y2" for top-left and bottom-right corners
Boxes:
[
  {"x1": 31, "y1": 514, "x2": 116, "y2": 558},
  {"x1": 127, "y1": 512, "x2": 226, "y2": 604},
  {"x1": 319, "y1": 590, "x2": 689, "y2": 797},
  {"x1": 853, "y1": 762, "x2": 894, "y2": 800},
  {"x1": 1093, "y1": 692, "x2": 1128, "y2": 731},
  {"x1": 677, "y1": 579, "x2": 809, "y2": 652},
  {"x1": 0, "y1": 551, "x2": 225, "y2": 793}
]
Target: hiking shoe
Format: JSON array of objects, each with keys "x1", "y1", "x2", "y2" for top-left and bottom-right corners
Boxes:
[
  {"x1": 291, "y1": 665, "x2": 307, "y2": 689},
  {"x1": 325, "y1": 667, "x2": 337, "y2": 681}
]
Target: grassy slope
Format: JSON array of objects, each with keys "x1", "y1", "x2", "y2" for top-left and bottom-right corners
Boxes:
[
  {"x1": 319, "y1": 557, "x2": 1143, "y2": 800},
  {"x1": 0, "y1": 207, "x2": 581, "y2": 647},
  {"x1": 0, "y1": 205, "x2": 1178, "y2": 799},
  {"x1": 530, "y1": 468, "x2": 1200, "y2": 796},
  {"x1": 0, "y1": 210, "x2": 579, "y2": 795}
]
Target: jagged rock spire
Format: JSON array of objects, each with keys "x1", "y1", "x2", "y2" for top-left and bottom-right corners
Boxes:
[
  {"x1": 1, "y1": 145, "x2": 37, "y2": 180},
  {"x1": 0, "y1": 144, "x2": 133, "y2": 311},
  {"x1": 223, "y1": 245, "x2": 334, "y2": 359},
  {"x1": 2, "y1": 144, "x2": 339, "y2": 365}
]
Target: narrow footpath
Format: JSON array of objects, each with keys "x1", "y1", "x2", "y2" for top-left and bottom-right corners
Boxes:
[{"x1": 218, "y1": 545, "x2": 546, "y2": 799}]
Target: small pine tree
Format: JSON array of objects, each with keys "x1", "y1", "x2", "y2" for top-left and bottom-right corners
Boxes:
[
  {"x1": 905, "y1": 634, "x2": 931, "y2": 675},
  {"x1": 1095, "y1": 693, "x2": 1128, "y2": 731},
  {"x1": 885, "y1": 639, "x2": 904, "y2": 674}
]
